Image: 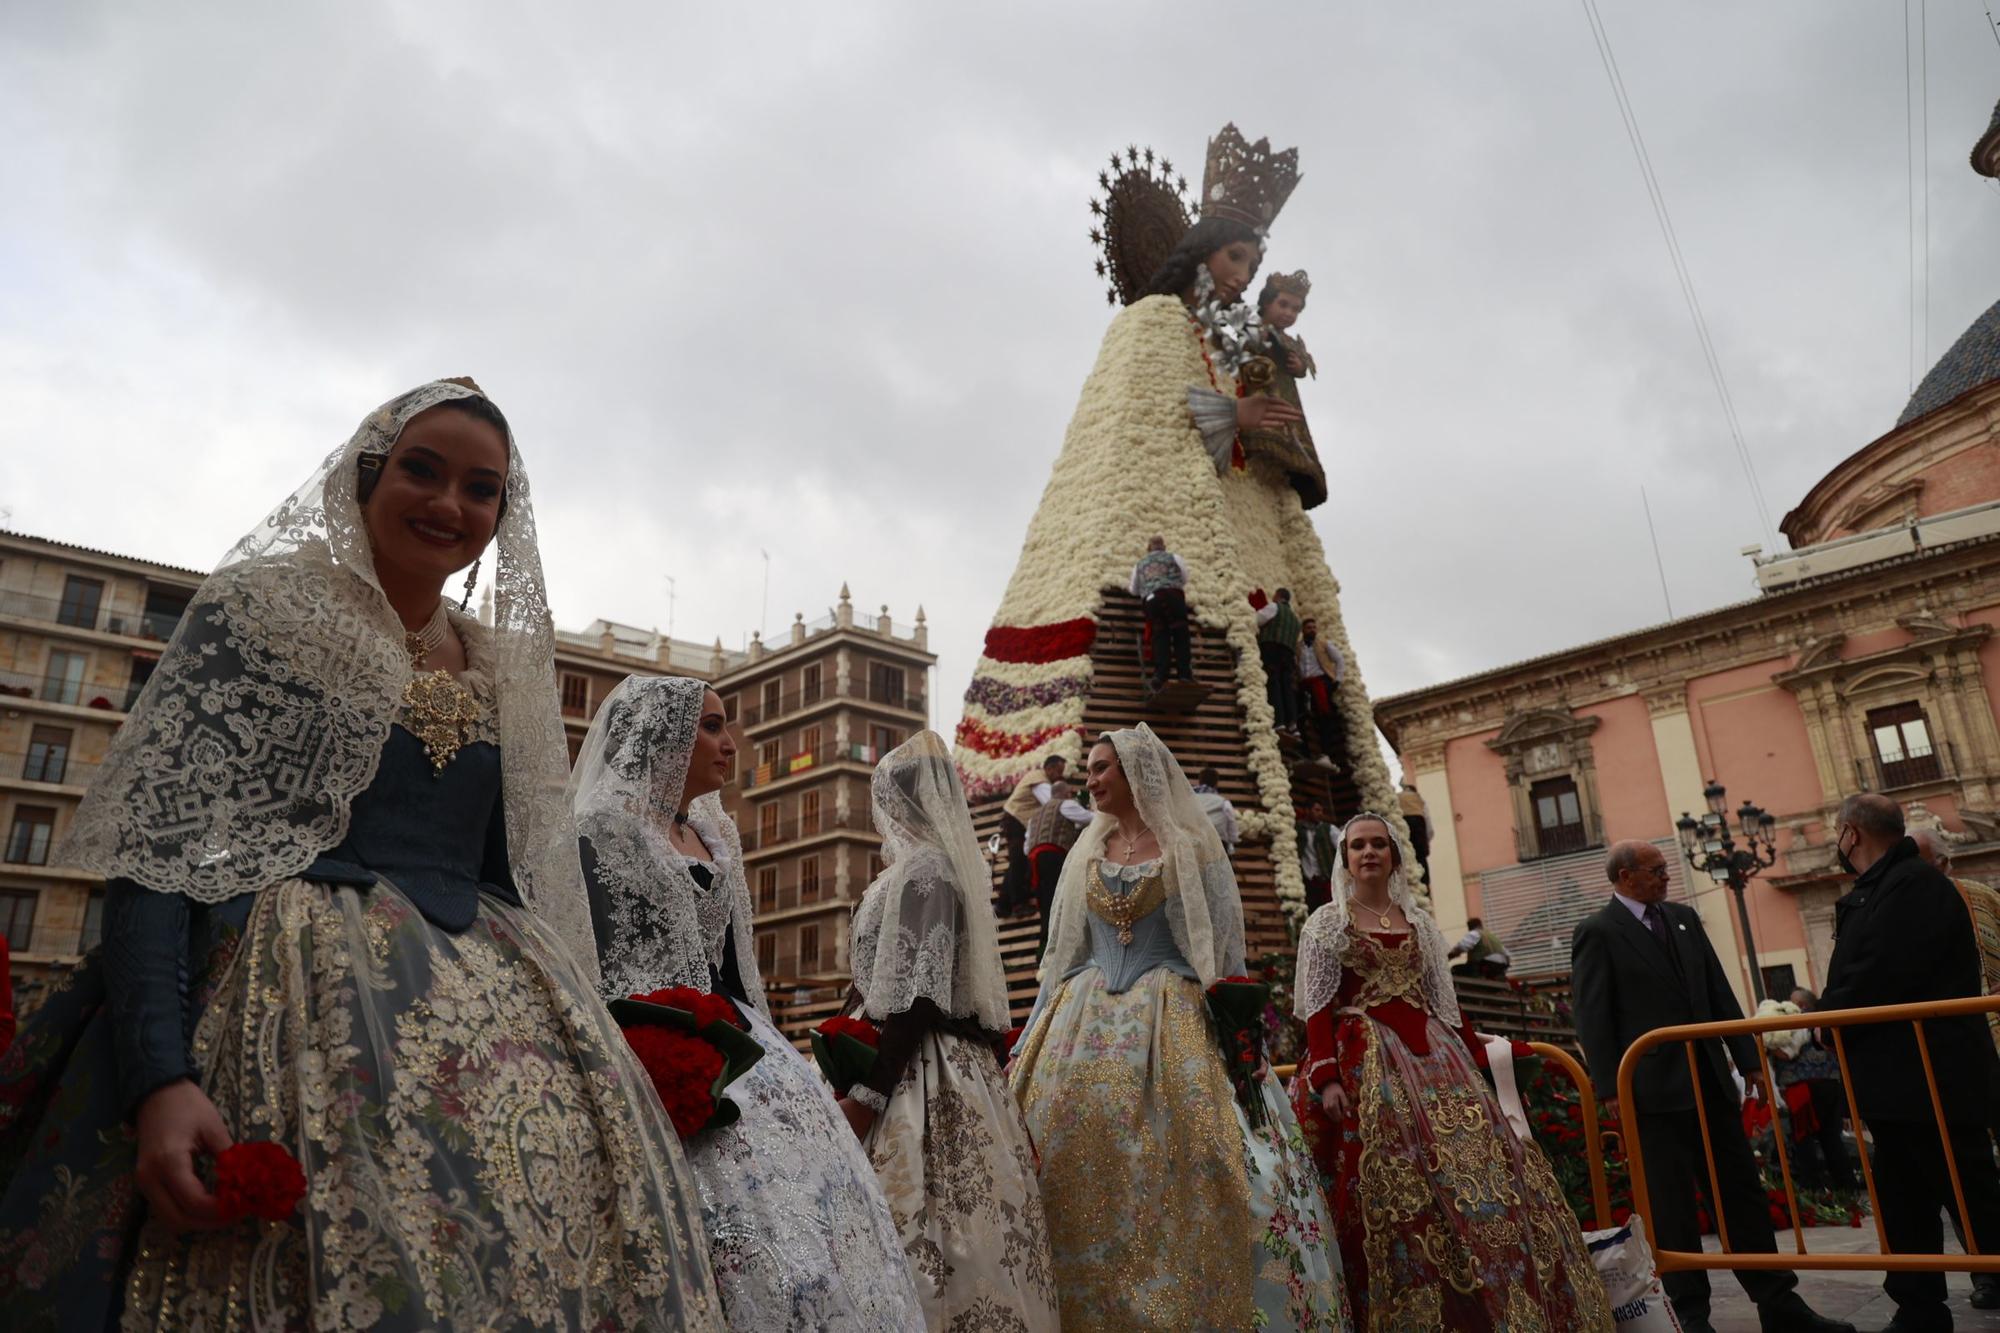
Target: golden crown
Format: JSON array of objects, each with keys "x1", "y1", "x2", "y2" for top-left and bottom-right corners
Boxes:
[
  {"x1": 1200, "y1": 124, "x2": 1301, "y2": 235},
  {"x1": 1265, "y1": 270, "x2": 1311, "y2": 300}
]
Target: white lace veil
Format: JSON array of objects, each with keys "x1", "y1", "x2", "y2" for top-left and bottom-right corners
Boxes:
[
  {"x1": 1294, "y1": 811, "x2": 1459, "y2": 1027},
  {"x1": 852, "y1": 731, "x2": 1011, "y2": 1029},
  {"x1": 568, "y1": 675, "x2": 770, "y2": 1015},
  {"x1": 1039, "y1": 723, "x2": 1245, "y2": 988},
  {"x1": 60, "y1": 379, "x2": 595, "y2": 983}
]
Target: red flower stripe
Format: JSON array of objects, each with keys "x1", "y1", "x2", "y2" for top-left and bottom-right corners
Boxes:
[
  {"x1": 625, "y1": 1026, "x2": 725, "y2": 1138},
  {"x1": 981, "y1": 619, "x2": 1096, "y2": 665},
  {"x1": 955, "y1": 715, "x2": 1070, "y2": 761},
  {"x1": 816, "y1": 1015, "x2": 881, "y2": 1047}
]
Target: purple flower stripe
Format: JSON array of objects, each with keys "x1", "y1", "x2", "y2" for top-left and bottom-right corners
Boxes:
[{"x1": 962, "y1": 673, "x2": 1089, "y2": 715}]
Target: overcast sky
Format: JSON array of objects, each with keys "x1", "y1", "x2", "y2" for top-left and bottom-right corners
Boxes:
[{"x1": 4, "y1": 2, "x2": 1998, "y2": 761}]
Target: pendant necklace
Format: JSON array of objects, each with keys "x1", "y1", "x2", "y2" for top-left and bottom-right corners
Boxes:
[{"x1": 400, "y1": 601, "x2": 481, "y2": 775}]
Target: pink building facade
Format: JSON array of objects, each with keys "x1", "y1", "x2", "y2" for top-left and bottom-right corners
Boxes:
[{"x1": 1377, "y1": 246, "x2": 2000, "y2": 1008}]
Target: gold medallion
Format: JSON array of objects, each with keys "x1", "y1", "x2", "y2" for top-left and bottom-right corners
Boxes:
[{"x1": 403, "y1": 668, "x2": 482, "y2": 774}]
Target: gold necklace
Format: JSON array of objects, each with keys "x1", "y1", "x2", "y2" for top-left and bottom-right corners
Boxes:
[
  {"x1": 1087, "y1": 861, "x2": 1167, "y2": 945},
  {"x1": 1354, "y1": 895, "x2": 1396, "y2": 931},
  {"x1": 401, "y1": 616, "x2": 481, "y2": 774},
  {"x1": 1110, "y1": 824, "x2": 1150, "y2": 863}
]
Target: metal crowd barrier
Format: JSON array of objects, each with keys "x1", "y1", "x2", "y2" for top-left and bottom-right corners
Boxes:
[
  {"x1": 1616, "y1": 993, "x2": 2000, "y2": 1274},
  {"x1": 1276, "y1": 1039, "x2": 1615, "y2": 1229}
]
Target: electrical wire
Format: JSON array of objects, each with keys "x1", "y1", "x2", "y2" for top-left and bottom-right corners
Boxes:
[
  {"x1": 1921, "y1": 0, "x2": 1930, "y2": 371},
  {"x1": 1906, "y1": 0, "x2": 1917, "y2": 393},
  {"x1": 1579, "y1": 0, "x2": 1777, "y2": 547}
]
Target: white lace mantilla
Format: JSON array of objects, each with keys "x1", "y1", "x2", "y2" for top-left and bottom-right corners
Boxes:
[
  {"x1": 1038, "y1": 724, "x2": 1244, "y2": 992},
  {"x1": 58, "y1": 380, "x2": 596, "y2": 986},
  {"x1": 571, "y1": 676, "x2": 769, "y2": 1014},
  {"x1": 850, "y1": 731, "x2": 1010, "y2": 1029},
  {"x1": 1294, "y1": 812, "x2": 1459, "y2": 1027}
]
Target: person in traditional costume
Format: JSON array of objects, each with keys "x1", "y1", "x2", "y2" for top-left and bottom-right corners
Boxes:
[
  {"x1": 569, "y1": 675, "x2": 924, "y2": 1333},
  {"x1": 835, "y1": 730, "x2": 1058, "y2": 1332},
  {"x1": 1009, "y1": 724, "x2": 1347, "y2": 1331},
  {"x1": 0, "y1": 379, "x2": 724, "y2": 1331},
  {"x1": 954, "y1": 125, "x2": 1401, "y2": 928},
  {"x1": 1290, "y1": 812, "x2": 1613, "y2": 1331}
]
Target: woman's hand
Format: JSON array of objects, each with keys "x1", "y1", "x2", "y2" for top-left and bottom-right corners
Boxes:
[
  {"x1": 836, "y1": 1096, "x2": 876, "y2": 1141},
  {"x1": 135, "y1": 1079, "x2": 233, "y2": 1232},
  {"x1": 1317, "y1": 1081, "x2": 1351, "y2": 1122},
  {"x1": 1237, "y1": 396, "x2": 1303, "y2": 430}
]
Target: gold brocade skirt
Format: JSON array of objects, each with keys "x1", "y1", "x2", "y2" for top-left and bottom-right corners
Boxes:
[
  {"x1": 1010, "y1": 966, "x2": 1346, "y2": 1332},
  {"x1": 122, "y1": 878, "x2": 722, "y2": 1332}
]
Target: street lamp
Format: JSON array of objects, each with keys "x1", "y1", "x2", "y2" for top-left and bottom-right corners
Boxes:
[{"x1": 1675, "y1": 779, "x2": 1781, "y2": 1003}]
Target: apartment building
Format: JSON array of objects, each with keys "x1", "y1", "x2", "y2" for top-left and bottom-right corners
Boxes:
[
  {"x1": 718, "y1": 589, "x2": 933, "y2": 986},
  {"x1": 0, "y1": 531, "x2": 201, "y2": 1007}
]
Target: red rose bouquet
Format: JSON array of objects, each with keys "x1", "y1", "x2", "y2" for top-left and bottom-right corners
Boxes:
[
  {"x1": 811, "y1": 1015, "x2": 880, "y2": 1097},
  {"x1": 213, "y1": 1140, "x2": 307, "y2": 1223},
  {"x1": 1206, "y1": 975, "x2": 1272, "y2": 1131},
  {"x1": 610, "y1": 986, "x2": 764, "y2": 1139}
]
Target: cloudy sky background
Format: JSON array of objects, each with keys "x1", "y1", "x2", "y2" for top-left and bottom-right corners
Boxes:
[{"x1": 4, "y1": 2, "x2": 1999, "y2": 763}]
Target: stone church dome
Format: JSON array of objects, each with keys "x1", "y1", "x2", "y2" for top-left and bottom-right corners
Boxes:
[{"x1": 1897, "y1": 297, "x2": 2000, "y2": 427}]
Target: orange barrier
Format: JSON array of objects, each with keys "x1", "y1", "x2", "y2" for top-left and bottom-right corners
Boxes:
[
  {"x1": 1277, "y1": 1038, "x2": 1614, "y2": 1230},
  {"x1": 1615, "y1": 993, "x2": 2000, "y2": 1273}
]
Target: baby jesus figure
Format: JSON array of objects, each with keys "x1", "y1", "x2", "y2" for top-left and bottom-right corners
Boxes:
[
  {"x1": 1258, "y1": 270, "x2": 1317, "y2": 378},
  {"x1": 1235, "y1": 269, "x2": 1326, "y2": 507}
]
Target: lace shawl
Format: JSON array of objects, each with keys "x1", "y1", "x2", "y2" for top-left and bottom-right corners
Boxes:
[
  {"x1": 1038, "y1": 723, "x2": 1244, "y2": 990},
  {"x1": 1294, "y1": 812, "x2": 1459, "y2": 1027},
  {"x1": 850, "y1": 731, "x2": 1010, "y2": 1029},
  {"x1": 569, "y1": 675, "x2": 769, "y2": 1015},
  {"x1": 58, "y1": 380, "x2": 596, "y2": 984}
]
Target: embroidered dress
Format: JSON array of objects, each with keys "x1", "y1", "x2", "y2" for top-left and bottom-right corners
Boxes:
[
  {"x1": 1289, "y1": 926, "x2": 1612, "y2": 1331},
  {"x1": 0, "y1": 382, "x2": 719, "y2": 1332},
  {"x1": 572, "y1": 676, "x2": 925, "y2": 1333},
  {"x1": 1012, "y1": 857, "x2": 1346, "y2": 1331},
  {"x1": 845, "y1": 732, "x2": 1058, "y2": 1332}
]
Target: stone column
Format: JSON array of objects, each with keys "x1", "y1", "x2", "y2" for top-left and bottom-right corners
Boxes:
[
  {"x1": 1646, "y1": 687, "x2": 1753, "y2": 1011},
  {"x1": 1404, "y1": 742, "x2": 1468, "y2": 935}
]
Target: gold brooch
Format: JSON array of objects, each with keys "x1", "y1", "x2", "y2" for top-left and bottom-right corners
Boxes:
[
  {"x1": 403, "y1": 669, "x2": 482, "y2": 774},
  {"x1": 1086, "y1": 860, "x2": 1168, "y2": 945}
]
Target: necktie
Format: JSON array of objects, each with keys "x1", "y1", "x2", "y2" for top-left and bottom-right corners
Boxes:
[{"x1": 1644, "y1": 902, "x2": 1673, "y2": 952}]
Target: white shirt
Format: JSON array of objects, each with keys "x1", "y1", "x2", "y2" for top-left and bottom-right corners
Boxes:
[
  {"x1": 1192, "y1": 788, "x2": 1238, "y2": 854},
  {"x1": 1455, "y1": 927, "x2": 1510, "y2": 964},
  {"x1": 1611, "y1": 890, "x2": 1653, "y2": 923}
]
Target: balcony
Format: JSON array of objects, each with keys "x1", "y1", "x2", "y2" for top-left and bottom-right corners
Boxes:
[
  {"x1": 1859, "y1": 739, "x2": 1957, "y2": 793},
  {"x1": 741, "y1": 679, "x2": 926, "y2": 729},
  {"x1": 0, "y1": 666, "x2": 143, "y2": 714},
  {"x1": 0, "y1": 589, "x2": 188, "y2": 642},
  {"x1": 740, "y1": 742, "x2": 892, "y2": 791},
  {"x1": 739, "y1": 810, "x2": 875, "y2": 854}
]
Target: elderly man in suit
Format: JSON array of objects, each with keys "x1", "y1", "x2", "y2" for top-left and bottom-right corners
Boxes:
[
  {"x1": 1822, "y1": 793, "x2": 2000, "y2": 1332},
  {"x1": 1572, "y1": 839, "x2": 1849, "y2": 1333}
]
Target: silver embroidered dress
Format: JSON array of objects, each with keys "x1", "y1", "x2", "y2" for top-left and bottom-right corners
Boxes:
[{"x1": 571, "y1": 675, "x2": 925, "y2": 1333}]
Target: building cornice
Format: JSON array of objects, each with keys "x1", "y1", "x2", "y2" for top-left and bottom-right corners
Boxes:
[{"x1": 1374, "y1": 534, "x2": 2000, "y2": 748}]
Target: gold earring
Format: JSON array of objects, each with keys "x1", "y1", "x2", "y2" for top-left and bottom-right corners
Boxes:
[{"x1": 460, "y1": 557, "x2": 481, "y2": 612}]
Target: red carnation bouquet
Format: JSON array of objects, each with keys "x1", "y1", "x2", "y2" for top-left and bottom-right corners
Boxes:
[
  {"x1": 610, "y1": 986, "x2": 765, "y2": 1139},
  {"x1": 213, "y1": 1140, "x2": 307, "y2": 1223},
  {"x1": 811, "y1": 1015, "x2": 881, "y2": 1098},
  {"x1": 1206, "y1": 975, "x2": 1272, "y2": 1131}
]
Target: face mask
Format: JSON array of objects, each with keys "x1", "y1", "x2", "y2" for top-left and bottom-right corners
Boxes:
[{"x1": 1835, "y1": 826, "x2": 1858, "y2": 876}]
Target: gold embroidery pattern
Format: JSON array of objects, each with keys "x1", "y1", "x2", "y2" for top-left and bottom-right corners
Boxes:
[
  {"x1": 1084, "y1": 860, "x2": 1167, "y2": 945},
  {"x1": 401, "y1": 668, "x2": 483, "y2": 774},
  {"x1": 122, "y1": 880, "x2": 720, "y2": 1332},
  {"x1": 1012, "y1": 969, "x2": 1344, "y2": 1330},
  {"x1": 1341, "y1": 932, "x2": 1614, "y2": 1332}
]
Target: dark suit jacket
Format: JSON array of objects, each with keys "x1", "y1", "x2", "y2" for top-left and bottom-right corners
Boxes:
[
  {"x1": 1820, "y1": 837, "x2": 1999, "y2": 1126},
  {"x1": 1571, "y1": 896, "x2": 1755, "y2": 1111}
]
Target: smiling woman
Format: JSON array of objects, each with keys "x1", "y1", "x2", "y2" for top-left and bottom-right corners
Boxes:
[{"x1": 0, "y1": 380, "x2": 726, "y2": 1331}]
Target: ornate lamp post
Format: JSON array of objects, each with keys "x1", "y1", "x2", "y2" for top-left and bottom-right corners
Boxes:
[{"x1": 1675, "y1": 779, "x2": 1780, "y2": 1004}]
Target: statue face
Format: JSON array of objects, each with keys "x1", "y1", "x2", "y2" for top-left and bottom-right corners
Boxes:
[
  {"x1": 1205, "y1": 240, "x2": 1260, "y2": 305},
  {"x1": 1264, "y1": 290, "x2": 1305, "y2": 330}
]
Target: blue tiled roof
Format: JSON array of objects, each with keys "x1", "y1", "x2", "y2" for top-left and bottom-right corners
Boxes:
[{"x1": 1897, "y1": 298, "x2": 2000, "y2": 426}]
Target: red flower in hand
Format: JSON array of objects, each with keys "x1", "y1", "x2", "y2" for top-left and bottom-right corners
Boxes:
[
  {"x1": 630, "y1": 986, "x2": 743, "y2": 1030},
  {"x1": 214, "y1": 1141, "x2": 307, "y2": 1223},
  {"x1": 625, "y1": 1026, "x2": 725, "y2": 1137},
  {"x1": 816, "y1": 1016, "x2": 881, "y2": 1048}
]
